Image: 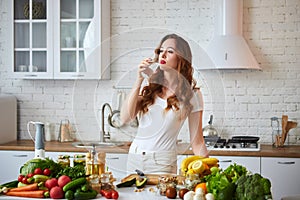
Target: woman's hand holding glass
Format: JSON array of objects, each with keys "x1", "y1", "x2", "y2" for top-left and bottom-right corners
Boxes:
[{"x1": 138, "y1": 58, "x2": 157, "y2": 79}]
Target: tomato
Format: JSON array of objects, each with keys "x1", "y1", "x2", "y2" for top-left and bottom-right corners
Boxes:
[
  {"x1": 22, "y1": 177, "x2": 28, "y2": 184},
  {"x1": 34, "y1": 168, "x2": 43, "y2": 175},
  {"x1": 18, "y1": 174, "x2": 24, "y2": 182},
  {"x1": 101, "y1": 189, "x2": 112, "y2": 199},
  {"x1": 111, "y1": 190, "x2": 119, "y2": 199},
  {"x1": 27, "y1": 173, "x2": 34, "y2": 178},
  {"x1": 43, "y1": 168, "x2": 51, "y2": 176}
]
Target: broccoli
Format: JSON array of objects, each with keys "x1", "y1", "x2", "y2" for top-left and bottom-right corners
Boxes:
[{"x1": 235, "y1": 173, "x2": 272, "y2": 200}]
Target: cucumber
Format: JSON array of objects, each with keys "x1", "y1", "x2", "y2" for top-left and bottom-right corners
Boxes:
[
  {"x1": 74, "y1": 189, "x2": 98, "y2": 200},
  {"x1": 0, "y1": 180, "x2": 18, "y2": 188},
  {"x1": 63, "y1": 177, "x2": 87, "y2": 192}
]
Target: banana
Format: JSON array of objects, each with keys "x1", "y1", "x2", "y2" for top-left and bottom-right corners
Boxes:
[
  {"x1": 201, "y1": 157, "x2": 219, "y2": 166},
  {"x1": 180, "y1": 155, "x2": 205, "y2": 174}
]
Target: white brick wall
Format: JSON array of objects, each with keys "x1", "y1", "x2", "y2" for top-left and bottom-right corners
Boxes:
[{"x1": 0, "y1": 0, "x2": 299, "y2": 144}]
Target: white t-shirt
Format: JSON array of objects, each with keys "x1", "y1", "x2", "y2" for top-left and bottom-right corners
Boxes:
[{"x1": 131, "y1": 90, "x2": 203, "y2": 152}]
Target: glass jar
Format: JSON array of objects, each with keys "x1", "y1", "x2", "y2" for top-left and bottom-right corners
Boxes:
[
  {"x1": 100, "y1": 172, "x2": 113, "y2": 190},
  {"x1": 57, "y1": 155, "x2": 70, "y2": 167},
  {"x1": 184, "y1": 173, "x2": 201, "y2": 191},
  {"x1": 74, "y1": 154, "x2": 86, "y2": 166},
  {"x1": 157, "y1": 175, "x2": 178, "y2": 196}
]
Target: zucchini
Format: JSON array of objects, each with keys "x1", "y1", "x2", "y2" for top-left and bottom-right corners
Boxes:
[
  {"x1": 74, "y1": 189, "x2": 98, "y2": 200},
  {"x1": 28, "y1": 174, "x2": 49, "y2": 183},
  {"x1": 63, "y1": 177, "x2": 87, "y2": 192},
  {"x1": 116, "y1": 177, "x2": 136, "y2": 188}
]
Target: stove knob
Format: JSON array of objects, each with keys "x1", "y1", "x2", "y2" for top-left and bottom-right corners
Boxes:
[
  {"x1": 214, "y1": 144, "x2": 218, "y2": 148},
  {"x1": 232, "y1": 144, "x2": 236, "y2": 148},
  {"x1": 225, "y1": 145, "x2": 230, "y2": 148},
  {"x1": 220, "y1": 145, "x2": 224, "y2": 148}
]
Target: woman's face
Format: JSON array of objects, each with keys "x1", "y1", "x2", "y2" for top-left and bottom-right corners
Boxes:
[{"x1": 158, "y1": 38, "x2": 179, "y2": 71}]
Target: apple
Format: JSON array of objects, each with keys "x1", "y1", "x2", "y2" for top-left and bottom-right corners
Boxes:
[
  {"x1": 57, "y1": 175, "x2": 71, "y2": 188},
  {"x1": 50, "y1": 186, "x2": 64, "y2": 199},
  {"x1": 45, "y1": 178, "x2": 58, "y2": 190}
]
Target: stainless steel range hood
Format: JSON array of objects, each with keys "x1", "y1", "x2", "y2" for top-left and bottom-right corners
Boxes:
[{"x1": 202, "y1": 0, "x2": 261, "y2": 70}]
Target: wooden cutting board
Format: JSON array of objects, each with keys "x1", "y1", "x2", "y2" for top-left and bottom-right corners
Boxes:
[{"x1": 121, "y1": 174, "x2": 185, "y2": 185}]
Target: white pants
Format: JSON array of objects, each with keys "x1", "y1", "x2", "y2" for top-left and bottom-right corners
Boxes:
[{"x1": 127, "y1": 143, "x2": 177, "y2": 175}]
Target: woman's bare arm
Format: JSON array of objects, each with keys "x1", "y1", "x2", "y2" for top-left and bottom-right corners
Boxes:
[{"x1": 188, "y1": 110, "x2": 208, "y2": 157}]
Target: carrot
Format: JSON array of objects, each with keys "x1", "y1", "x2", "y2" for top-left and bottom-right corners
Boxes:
[
  {"x1": 9, "y1": 183, "x2": 38, "y2": 192},
  {"x1": 6, "y1": 190, "x2": 46, "y2": 198}
]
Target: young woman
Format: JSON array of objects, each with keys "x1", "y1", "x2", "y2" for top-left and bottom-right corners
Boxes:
[{"x1": 120, "y1": 34, "x2": 208, "y2": 174}]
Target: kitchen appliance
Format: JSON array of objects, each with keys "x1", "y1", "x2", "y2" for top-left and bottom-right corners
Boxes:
[
  {"x1": 27, "y1": 121, "x2": 45, "y2": 158},
  {"x1": 200, "y1": 0, "x2": 261, "y2": 70},
  {"x1": 205, "y1": 136, "x2": 260, "y2": 151},
  {"x1": 0, "y1": 94, "x2": 17, "y2": 144}
]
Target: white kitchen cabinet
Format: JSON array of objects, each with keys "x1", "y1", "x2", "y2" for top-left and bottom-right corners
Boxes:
[
  {"x1": 0, "y1": 150, "x2": 35, "y2": 183},
  {"x1": 12, "y1": 0, "x2": 110, "y2": 79},
  {"x1": 177, "y1": 155, "x2": 187, "y2": 175},
  {"x1": 215, "y1": 156, "x2": 261, "y2": 174},
  {"x1": 106, "y1": 153, "x2": 128, "y2": 179},
  {"x1": 261, "y1": 157, "x2": 300, "y2": 200}
]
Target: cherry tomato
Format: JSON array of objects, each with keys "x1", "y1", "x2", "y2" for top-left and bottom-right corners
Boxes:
[
  {"x1": 111, "y1": 190, "x2": 119, "y2": 199},
  {"x1": 18, "y1": 174, "x2": 24, "y2": 182},
  {"x1": 43, "y1": 168, "x2": 51, "y2": 176},
  {"x1": 27, "y1": 173, "x2": 34, "y2": 178},
  {"x1": 100, "y1": 189, "x2": 112, "y2": 199},
  {"x1": 22, "y1": 177, "x2": 28, "y2": 184},
  {"x1": 34, "y1": 168, "x2": 43, "y2": 175}
]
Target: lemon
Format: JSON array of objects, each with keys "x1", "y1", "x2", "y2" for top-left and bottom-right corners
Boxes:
[
  {"x1": 187, "y1": 160, "x2": 198, "y2": 170},
  {"x1": 186, "y1": 168, "x2": 195, "y2": 175},
  {"x1": 192, "y1": 160, "x2": 205, "y2": 174}
]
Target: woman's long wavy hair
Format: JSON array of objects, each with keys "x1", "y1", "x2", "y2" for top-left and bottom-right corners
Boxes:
[{"x1": 138, "y1": 34, "x2": 197, "y2": 117}]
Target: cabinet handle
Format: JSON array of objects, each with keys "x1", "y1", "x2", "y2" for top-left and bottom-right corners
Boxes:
[
  {"x1": 13, "y1": 154, "x2": 28, "y2": 157},
  {"x1": 277, "y1": 161, "x2": 295, "y2": 165},
  {"x1": 220, "y1": 160, "x2": 232, "y2": 163},
  {"x1": 24, "y1": 74, "x2": 38, "y2": 77},
  {"x1": 106, "y1": 157, "x2": 119, "y2": 160},
  {"x1": 71, "y1": 75, "x2": 85, "y2": 77}
]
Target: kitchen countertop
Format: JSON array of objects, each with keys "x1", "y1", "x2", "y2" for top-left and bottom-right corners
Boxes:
[
  {"x1": 0, "y1": 186, "x2": 173, "y2": 200},
  {"x1": 1, "y1": 140, "x2": 300, "y2": 158}
]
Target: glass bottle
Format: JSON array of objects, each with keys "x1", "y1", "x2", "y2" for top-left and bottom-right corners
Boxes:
[
  {"x1": 271, "y1": 117, "x2": 280, "y2": 147},
  {"x1": 85, "y1": 146, "x2": 106, "y2": 176}
]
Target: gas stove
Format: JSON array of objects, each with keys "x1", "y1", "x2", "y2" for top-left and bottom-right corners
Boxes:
[{"x1": 204, "y1": 136, "x2": 261, "y2": 151}]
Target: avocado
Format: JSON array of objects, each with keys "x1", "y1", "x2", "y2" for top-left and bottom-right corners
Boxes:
[
  {"x1": 136, "y1": 177, "x2": 147, "y2": 189},
  {"x1": 116, "y1": 177, "x2": 136, "y2": 188}
]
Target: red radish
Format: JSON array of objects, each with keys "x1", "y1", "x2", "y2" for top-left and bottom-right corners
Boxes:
[
  {"x1": 45, "y1": 178, "x2": 58, "y2": 190},
  {"x1": 50, "y1": 186, "x2": 64, "y2": 199},
  {"x1": 57, "y1": 175, "x2": 71, "y2": 188}
]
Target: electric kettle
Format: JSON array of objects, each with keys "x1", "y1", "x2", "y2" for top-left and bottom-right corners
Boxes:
[{"x1": 27, "y1": 121, "x2": 45, "y2": 158}]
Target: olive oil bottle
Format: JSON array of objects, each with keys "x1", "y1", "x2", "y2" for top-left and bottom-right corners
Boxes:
[{"x1": 86, "y1": 146, "x2": 106, "y2": 176}]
